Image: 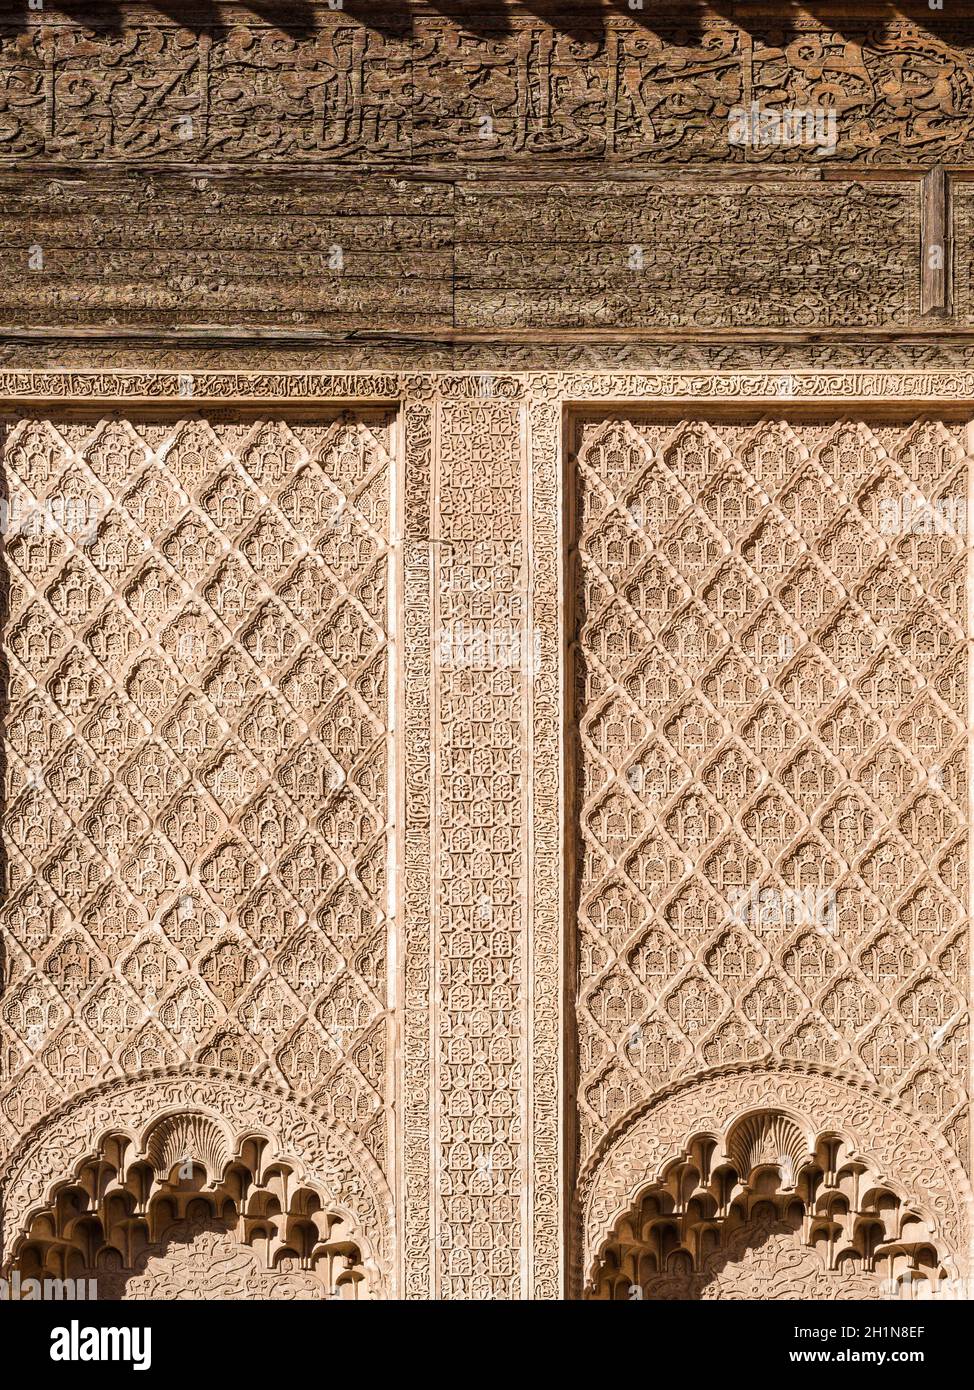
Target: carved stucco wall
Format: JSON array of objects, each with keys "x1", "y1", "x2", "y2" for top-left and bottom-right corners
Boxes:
[
  {"x1": 571, "y1": 416, "x2": 969, "y2": 1155},
  {"x1": 0, "y1": 406, "x2": 399, "y2": 1294},
  {"x1": 1, "y1": 0, "x2": 974, "y2": 1302},
  {"x1": 0, "y1": 372, "x2": 564, "y2": 1300},
  {"x1": 0, "y1": 369, "x2": 969, "y2": 1303},
  {"x1": 569, "y1": 411, "x2": 972, "y2": 1297}
]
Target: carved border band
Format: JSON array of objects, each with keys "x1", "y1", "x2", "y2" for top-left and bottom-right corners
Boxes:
[
  {"x1": 400, "y1": 400, "x2": 434, "y2": 1299},
  {"x1": 7, "y1": 370, "x2": 974, "y2": 404},
  {"x1": 527, "y1": 390, "x2": 563, "y2": 1298}
]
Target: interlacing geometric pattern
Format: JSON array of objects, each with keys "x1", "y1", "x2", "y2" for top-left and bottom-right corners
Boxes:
[
  {"x1": 0, "y1": 413, "x2": 394, "y2": 1174},
  {"x1": 434, "y1": 398, "x2": 526, "y2": 1298},
  {"x1": 571, "y1": 416, "x2": 970, "y2": 1169},
  {"x1": 589, "y1": 1112, "x2": 949, "y2": 1301}
]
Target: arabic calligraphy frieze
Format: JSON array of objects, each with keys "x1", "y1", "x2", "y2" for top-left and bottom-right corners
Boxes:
[{"x1": 2, "y1": 13, "x2": 974, "y2": 164}]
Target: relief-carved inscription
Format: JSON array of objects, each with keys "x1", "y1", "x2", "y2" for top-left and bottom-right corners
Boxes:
[
  {"x1": 0, "y1": 412, "x2": 395, "y2": 1184},
  {"x1": 571, "y1": 416, "x2": 970, "y2": 1171},
  {"x1": 1, "y1": 14, "x2": 974, "y2": 165}
]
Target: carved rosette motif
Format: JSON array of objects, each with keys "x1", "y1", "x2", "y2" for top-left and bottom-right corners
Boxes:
[{"x1": 0, "y1": 411, "x2": 395, "y2": 1183}]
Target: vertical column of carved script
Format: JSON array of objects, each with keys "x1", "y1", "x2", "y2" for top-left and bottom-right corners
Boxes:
[
  {"x1": 0, "y1": 414, "x2": 395, "y2": 1178},
  {"x1": 572, "y1": 417, "x2": 969, "y2": 1170},
  {"x1": 526, "y1": 391, "x2": 563, "y2": 1298},
  {"x1": 6, "y1": 18, "x2": 974, "y2": 166},
  {"x1": 434, "y1": 395, "x2": 525, "y2": 1299},
  {"x1": 400, "y1": 396, "x2": 435, "y2": 1298}
]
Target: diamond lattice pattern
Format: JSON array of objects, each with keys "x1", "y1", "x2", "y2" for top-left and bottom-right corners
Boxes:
[{"x1": 572, "y1": 417, "x2": 969, "y2": 1167}]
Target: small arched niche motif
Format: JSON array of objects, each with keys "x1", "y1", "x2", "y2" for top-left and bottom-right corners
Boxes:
[
  {"x1": 6, "y1": 1112, "x2": 371, "y2": 1300},
  {"x1": 588, "y1": 1111, "x2": 950, "y2": 1301}
]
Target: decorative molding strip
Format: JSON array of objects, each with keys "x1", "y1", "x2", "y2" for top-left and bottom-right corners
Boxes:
[
  {"x1": 0, "y1": 171, "x2": 923, "y2": 335},
  {"x1": 527, "y1": 390, "x2": 563, "y2": 1298},
  {"x1": 7, "y1": 370, "x2": 974, "y2": 403},
  {"x1": 12, "y1": 343, "x2": 974, "y2": 375},
  {"x1": 400, "y1": 404, "x2": 435, "y2": 1299}
]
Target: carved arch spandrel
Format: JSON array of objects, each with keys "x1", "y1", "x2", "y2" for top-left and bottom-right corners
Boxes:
[
  {"x1": 589, "y1": 1131, "x2": 947, "y2": 1302},
  {"x1": 0, "y1": 1067, "x2": 395, "y2": 1296},
  {"x1": 575, "y1": 1063, "x2": 973, "y2": 1298}
]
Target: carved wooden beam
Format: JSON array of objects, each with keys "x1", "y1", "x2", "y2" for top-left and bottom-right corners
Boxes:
[{"x1": 922, "y1": 166, "x2": 951, "y2": 317}]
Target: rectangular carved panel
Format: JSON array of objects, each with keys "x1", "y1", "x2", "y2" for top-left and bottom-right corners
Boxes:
[
  {"x1": 0, "y1": 173, "x2": 453, "y2": 329},
  {"x1": 1, "y1": 172, "x2": 926, "y2": 336},
  {"x1": 398, "y1": 383, "x2": 562, "y2": 1300},
  {"x1": 456, "y1": 182, "x2": 921, "y2": 330},
  {"x1": 570, "y1": 415, "x2": 969, "y2": 1170},
  {"x1": 432, "y1": 395, "x2": 526, "y2": 1298},
  {"x1": 0, "y1": 412, "x2": 396, "y2": 1186}
]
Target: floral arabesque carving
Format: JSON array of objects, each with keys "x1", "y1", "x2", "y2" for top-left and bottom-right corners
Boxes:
[{"x1": 0, "y1": 1068, "x2": 394, "y2": 1295}]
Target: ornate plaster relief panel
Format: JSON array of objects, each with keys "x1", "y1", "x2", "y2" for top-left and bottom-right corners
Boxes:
[
  {"x1": 0, "y1": 370, "x2": 972, "y2": 1302},
  {"x1": 569, "y1": 411, "x2": 973, "y2": 1293},
  {"x1": 0, "y1": 407, "x2": 397, "y2": 1288},
  {"x1": 0, "y1": 370, "x2": 563, "y2": 1300}
]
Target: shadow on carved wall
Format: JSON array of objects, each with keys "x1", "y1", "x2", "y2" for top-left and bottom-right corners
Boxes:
[
  {"x1": 0, "y1": 1, "x2": 956, "y2": 46},
  {"x1": 8, "y1": 1125, "x2": 372, "y2": 1299}
]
